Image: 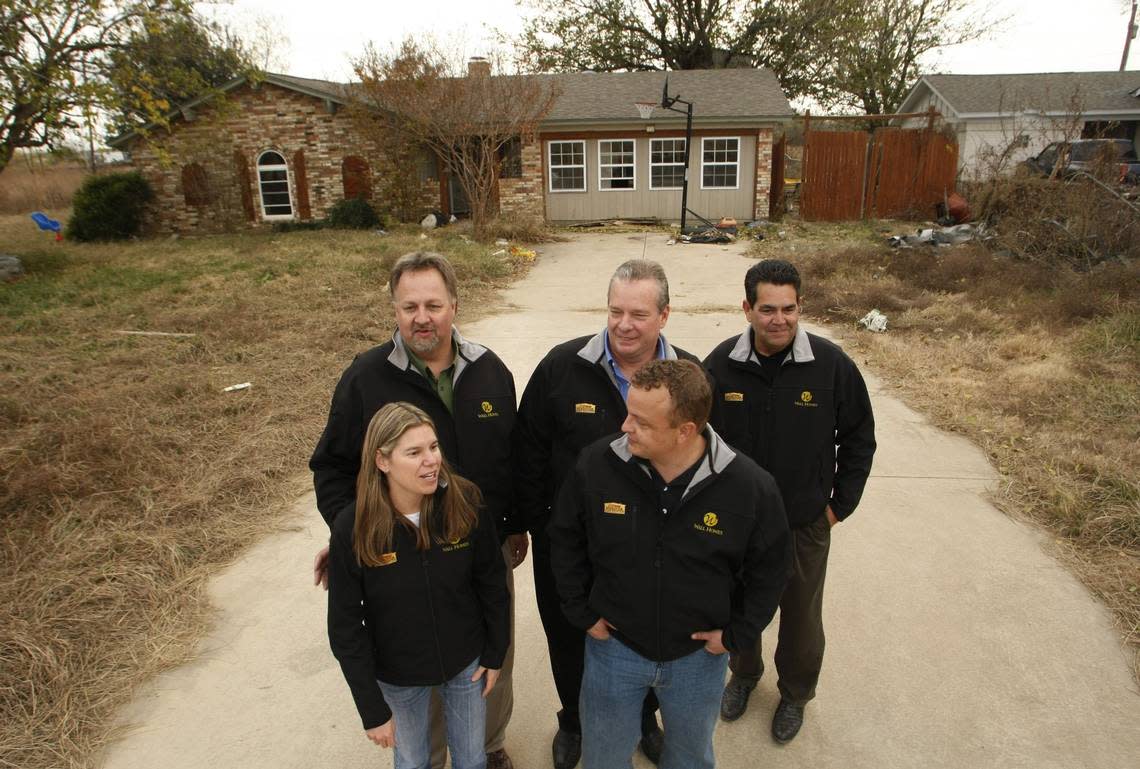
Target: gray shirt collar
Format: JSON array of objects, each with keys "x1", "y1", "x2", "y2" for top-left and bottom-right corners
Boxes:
[{"x1": 388, "y1": 327, "x2": 487, "y2": 383}]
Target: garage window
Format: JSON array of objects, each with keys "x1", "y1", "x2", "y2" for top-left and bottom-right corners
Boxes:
[
  {"x1": 549, "y1": 141, "x2": 586, "y2": 192},
  {"x1": 650, "y1": 138, "x2": 686, "y2": 189},
  {"x1": 598, "y1": 139, "x2": 635, "y2": 190},
  {"x1": 701, "y1": 137, "x2": 739, "y2": 189}
]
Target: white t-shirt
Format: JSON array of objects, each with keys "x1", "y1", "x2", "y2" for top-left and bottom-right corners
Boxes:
[{"x1": 404, "y1": 512, "x2": 421, "y2": 528}]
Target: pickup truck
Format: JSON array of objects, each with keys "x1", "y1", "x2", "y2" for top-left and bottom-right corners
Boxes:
[{"x1": 1023, "y1": 139, "x2": 1140, "y2": 184}]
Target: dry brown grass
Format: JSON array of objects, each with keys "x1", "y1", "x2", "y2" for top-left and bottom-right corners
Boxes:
[
  {"x1": 0, "y1": 216, "x2": 535, "y2": 769},
  {"x1": 752, "y1": 229, "x2": 1140, "y2": 676},
  {"x1": 0, "y1": 156, "x2": 95, "y2": 214}
]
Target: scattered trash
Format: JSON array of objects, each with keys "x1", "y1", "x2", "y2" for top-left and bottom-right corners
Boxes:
[
  {"x1": 114, "y1": 330, "x2": 197, "y2": 338},
  {"x1": 460, "y1": 234, "x2": 472, "y2": 243},
  {"x1": 492, "y1": 249, "x2": 506, "y2": 256},
  {"x1": 418, "y1": 232, "x2": 428, "y2": 240},
  {"x1": 666, "y1": 238, "x2": 676, "y2": 246},
  {"x1": 420, "y1": 210, "x2": 449, "y2": 229},
  {"x1": 857, "y1": 309, "x2": 889, "y2": 333},
  {"x1": 509, "y1": 245, "x2": 536, "y2": 262},
  {"x1": 30, "y1": 211, "x2": 62, "y2": 241},
  {"x1": 936, "y1": 192, "x2": 971, "y2": 225},
  {"x1": 495, "y1": 238, "x2": 510, "y2": 245},
  {"x1": 1, "y1": 254, "x2": 24, "y2": 282},
  {"x1": 373, "y1": 228, "x2": 388, "y2": 236},
  {"x1": 681, "y1": 227, "x2": 735, "y2": 244},
  {"x1": 716, "y1": 217, "x2": 737, "y2": 229},
  {"x1": 568, "y1": 217, "x2": 661, "y2": 229},
  {"x1": 887, "y1": 223, "x2": 985, "y2": 248},
  {"x1": 223, "y1": 382, "x2": 252, "y2": 392}
]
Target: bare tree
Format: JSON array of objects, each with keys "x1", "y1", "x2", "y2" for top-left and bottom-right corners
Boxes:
[{"x1": 352, "y1": 40, "x2": 558, "y2": 239}]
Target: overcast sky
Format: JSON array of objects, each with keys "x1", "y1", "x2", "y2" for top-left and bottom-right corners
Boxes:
[{"x1": 208, "y1": 0, "x2": 1139, "y2": 82}]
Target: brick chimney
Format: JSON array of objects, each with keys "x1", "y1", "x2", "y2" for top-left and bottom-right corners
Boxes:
[{"x1": 467, "y1": 56, "x2": 491, "y2": 78}]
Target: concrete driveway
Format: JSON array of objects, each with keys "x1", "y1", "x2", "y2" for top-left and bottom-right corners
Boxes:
[{"x1": 102, "y1": 232, "x2": 1139, "y2": 769}]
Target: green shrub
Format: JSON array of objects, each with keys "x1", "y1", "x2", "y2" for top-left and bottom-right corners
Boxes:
[
  {"x1": 326, "y1": 197, "x2": 381, "y2": 229},
  {"x1": 66, "y1": 172, "x2": 154, "y2": 241},
  {"x1": 271, "y1": 220, "x2": 326, "y2": 233}
]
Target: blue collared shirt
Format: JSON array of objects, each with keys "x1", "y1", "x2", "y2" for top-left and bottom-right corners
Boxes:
[{"x1": 603, "y1": 331, "x2": 667, "y2": 401}]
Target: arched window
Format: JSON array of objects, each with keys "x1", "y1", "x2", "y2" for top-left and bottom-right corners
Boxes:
[
  {"x1": 181, "y1": 163, "x2": 212, "y2": 206},
  {"x1": 342, "y1": 156, "x2": 372, "y2": 200},
  {"x1": 256, "y1": 150, "x2": 294, "y2": 219}
]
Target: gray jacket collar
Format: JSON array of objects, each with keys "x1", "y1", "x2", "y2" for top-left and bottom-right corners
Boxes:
[
  {"x1": 609, "y1": 424, "x2": 736, "y2": 502},
  {"x1": 388, "y1": 327, "x2": 487, "y2": 383},
  {"x1": 577, "y1": 329, "x2": 681, "y2": 393},
  {"x1": 728, "y1": 325, "x2": 815, "y2": 366}
]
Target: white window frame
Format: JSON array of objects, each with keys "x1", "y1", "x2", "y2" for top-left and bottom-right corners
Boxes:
[
  {"x1": 256, "y1": 150, "x2": 295, "y2": 220},
  {"x1": 649, "y1": 138, "x2": 687, "y2": 190},
  {"x1": 548, "y1": 140, "x2": 587, "y2": 193},
  {"x1": 597, "y1": 138, "x2": 636, "y2": 191},
  {"x1": 700, "y1": 136, "x2": 740, "y2": 190}
]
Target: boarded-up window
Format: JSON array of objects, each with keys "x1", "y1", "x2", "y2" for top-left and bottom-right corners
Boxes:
[
  {"x1": 234, "y1": 151, "x2": 256, "y2": 221},
  {"x1": 342, "y1": 156, "x2": 372, "y2": 199},
  {"x1": 181, "y1": 163, "x2": 212, "y2": 206}
]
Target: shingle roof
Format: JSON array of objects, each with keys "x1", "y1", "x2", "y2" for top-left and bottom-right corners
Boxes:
[
  {"x1": 536, "y1": 68, "x2": 793, "y2": 123},
  {"x1": 918, "y1": 71, "x2": 1140, "y2": 115}
]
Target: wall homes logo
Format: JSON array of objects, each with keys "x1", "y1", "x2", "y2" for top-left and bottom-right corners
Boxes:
[
  {"x1": 694, "y1": 512, "x2": 724, "y2": 536},
  {"x1": 795, "y1": 390, "x2": 819, "y2": 408},
  {"x1": 477, "y1": 400, "x2": 500, "y2": 419}
]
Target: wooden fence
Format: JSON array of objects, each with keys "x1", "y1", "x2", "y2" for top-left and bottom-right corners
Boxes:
[{"x1": 800, "y1": 125, "x2": 958, "y2": 221}]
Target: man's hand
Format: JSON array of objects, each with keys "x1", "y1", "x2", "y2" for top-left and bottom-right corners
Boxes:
[
  {"x1": 507, "y1": 533, "x2": 529, "y2": 569},
  {"x1": 587, "y1": 618, "x2": 613, "y2": 641},
  {"x1": 471, "y1": 665, "x2": 500, "y2": 697},
  {"x1": 825, "y1": 505, "x2": 839, "y2": 528},
  {"x1": 691, "y1": 629, "x2": 727, "y2": 655},
  {"x1": 313, "y1": 545, "x2": 330, "y2": 590},
  {"x1": 365, "y1": 719, "x2": 395, "y2": 748}
]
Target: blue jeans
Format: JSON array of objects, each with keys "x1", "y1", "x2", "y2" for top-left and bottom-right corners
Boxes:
[
  {"x1": 377, "y1": 658, "x2": 487, "y2": 769},
  {"x1": 581, "y1": 636, "x2": 728, "y2": 769}
]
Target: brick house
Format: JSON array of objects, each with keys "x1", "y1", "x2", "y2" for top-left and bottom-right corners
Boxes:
[{"x1": 110, "y1": 66, "x2": 793, "y2": 234}]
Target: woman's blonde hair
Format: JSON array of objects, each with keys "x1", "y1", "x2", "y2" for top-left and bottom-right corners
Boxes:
[{"x1": 354, "y1": 402, "x2": 480, "y2": 566}]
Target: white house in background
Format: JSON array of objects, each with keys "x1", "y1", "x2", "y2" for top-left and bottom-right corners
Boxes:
[{"x1": 897, "y1": 71, "x2": 1140, "y2": 179}]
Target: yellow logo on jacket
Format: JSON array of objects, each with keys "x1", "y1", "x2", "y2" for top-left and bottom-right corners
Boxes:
[
  {"x1": 378, "y1": 552, "x2": 398, "y2": 566},
  {"x1": 576, "y1": 403, "x2": 597, "y2": 414},
  {"x1": 693, "y1": 513, "x2": 724, "y2": 536},
  {"x1": 795, "y1": 390, "x2": 818, "y2": 408},
  {"x1": 478, "y1": 400, "x2": 500, "y2": 419},
  {"x1": 724, "y1": 392, "x2": 744, "y2": 402},
  {"x1": 603, "y1": 502, "x2": 626, "y2": 515},
  {"x1": 443, "y1": 537, "x2": 470, "y2": 552}
]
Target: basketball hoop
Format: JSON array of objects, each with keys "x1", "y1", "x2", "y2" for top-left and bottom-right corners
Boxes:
[{"x1": 634, "y1": 101, "x2": 656, "y2": 119}]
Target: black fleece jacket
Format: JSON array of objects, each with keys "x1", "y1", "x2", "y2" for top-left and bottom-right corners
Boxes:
[
  {"x1": 513, "y1": 331, "x2": 701, "y2": 534},
  {"x1": 549, "y1": 428, "x2": 791, "y2": 662},
  {"x1": 704, "y1": 326, "x2": 876, "y2": 529},
  {"x1": 327, "y1": 487, "x2": 510, "y2": 730},
  {"x1": 310, "y1": 330, "x2": 519, "y2": 540}
]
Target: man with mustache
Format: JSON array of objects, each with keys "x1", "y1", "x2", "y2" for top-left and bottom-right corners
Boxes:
[{"x1": 310, "y1": 251, "x2": 526, "y2": 769}]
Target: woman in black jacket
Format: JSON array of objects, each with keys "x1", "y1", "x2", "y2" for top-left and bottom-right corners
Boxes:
[{"x1": 327, "y1": 402, "x2": 510, "y2": 769}]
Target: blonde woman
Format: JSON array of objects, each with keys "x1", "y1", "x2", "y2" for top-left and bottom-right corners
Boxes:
[{"x1": 328, "y1": 402, "x2": 510, "y2": 769}]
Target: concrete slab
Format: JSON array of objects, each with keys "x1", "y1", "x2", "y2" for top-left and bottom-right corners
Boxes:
[{"x1": 101, "y1": 232, "x2": 1139, "y2": 769}]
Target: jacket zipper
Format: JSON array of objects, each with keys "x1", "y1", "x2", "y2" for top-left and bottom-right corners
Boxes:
[{"x1": 422, "y1": 550, "x2": 448, "y2": 682}]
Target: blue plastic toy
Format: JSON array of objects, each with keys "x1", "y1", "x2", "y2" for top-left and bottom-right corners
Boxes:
[{"x1": 31, "y1": 211, "x2": 63, "y2": 240}]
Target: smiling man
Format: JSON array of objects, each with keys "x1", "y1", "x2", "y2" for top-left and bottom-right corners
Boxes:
[
  {"x1": 310, "y1": 251, "x2": 525, "y2": 769},
  {"x1": 513, "y1": 260, "x2": 700, "y2": 768},
  {"x1": 548, "y1": 359, "x2": 790, "y2": 769},
  {"x1": 703, "y1": 259, "x2": 876, "y2": 745}
]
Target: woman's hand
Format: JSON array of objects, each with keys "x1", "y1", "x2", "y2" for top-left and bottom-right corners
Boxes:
[
  {"x1": 365, "y1": 719, "x2": 395, "y2": 748},
  {"x1": 471, "y1": 665, "x2": 500, "y2": 697}
]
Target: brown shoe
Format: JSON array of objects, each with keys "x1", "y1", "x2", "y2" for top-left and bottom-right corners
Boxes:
[{"x1": 487, "y1": 748, "x2": 515, "y2": 769}]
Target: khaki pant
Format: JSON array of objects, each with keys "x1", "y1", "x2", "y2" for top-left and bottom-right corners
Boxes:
[
  {"x1": 729, "y1": 511, "x2": 831, "y2": 706},
  {"x1": 430, "y1": 541, "x2": 515, "y2": 767}
]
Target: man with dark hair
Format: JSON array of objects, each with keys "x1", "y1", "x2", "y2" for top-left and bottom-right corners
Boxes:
[
  {"x1": 704, "y1": 258, "x2": 876, "y2": 744},
  {"x1": 549, "y1": 359, "x2": 790, "y2": 769},
  {"x1": 513, "y1": 259, "x2": 696, "y2": 768},
  {"x1": 310, "y1": 251, "x2": 526, "y2": 769}
]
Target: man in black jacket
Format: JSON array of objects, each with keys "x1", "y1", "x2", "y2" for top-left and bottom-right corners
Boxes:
[
  {"x1": 549, "y1": 359, "x2": 790, "y2": 769},
  {"x1": 704, "y1": 259, "x2": 876, "y2": 744},
  {"x1": 310, "y1": 251, "x2": 526, "y2": 769},
  {"x1": 514, "y1": 260, "x2": 700, "y2": 768}
]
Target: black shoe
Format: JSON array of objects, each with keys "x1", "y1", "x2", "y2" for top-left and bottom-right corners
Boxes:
[
  {"x1": 771, "y1": 699, "x2": 804, "y2": 744},
  {"x1": 719, "y1": 674, "x2": 757, "y2": 722},
  {"x1": 638, "y1": 724, "x2": 664, "y2": 764},
  {"x1": 552, "y1": 729, "x2": 581, "y2": 769}
]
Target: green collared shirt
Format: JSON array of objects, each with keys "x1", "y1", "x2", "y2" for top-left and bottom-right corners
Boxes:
[{"x1": 406, "y1": 342, "x2": 457, "y2": 413}]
